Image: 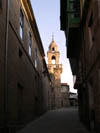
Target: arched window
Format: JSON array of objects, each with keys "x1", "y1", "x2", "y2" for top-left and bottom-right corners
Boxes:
[
  {"x1": 51, "y1": 56, "x2": 56, "y2": 64},
  {"x1": 52, "y1": 47, "x2": 55, "y2": 52}
]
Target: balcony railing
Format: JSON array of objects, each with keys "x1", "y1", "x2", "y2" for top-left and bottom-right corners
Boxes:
[
  {"x1": 48, "y1": 64, "x2": 62, "y2": 69},
  {"x1": 60, "y1": 0, "x2": 80, "y2": 30}
]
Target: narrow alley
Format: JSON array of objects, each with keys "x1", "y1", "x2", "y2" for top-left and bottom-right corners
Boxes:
[
  {"x1": 1, "y1": 0, "x2": 100, "y2": 132},
  {"x1": 18, "y1": 108, "x2": 89, "y2": 133}
]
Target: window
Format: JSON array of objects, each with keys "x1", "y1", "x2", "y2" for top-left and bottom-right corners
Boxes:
[
  {"x1": 61, "y1": 87, "x2": 67, "y2": 93},
  {"x1": 29, "y1": 32, "x2": 32, "y2": 56},
  {"x1": 19, "y1": 48, "x2": 23, "y2": 58},
  {"x1": 19, "y1": 9, "x2": 24, "y2": 40},
  {"x1": 70, "y1": 4, "x2": 74, "y2": 10},
  {"x1": 61, "y1": 100, "x2": 63, "y2": 107},
  {"x1": 52, "y1": 47, "x2": 55, "y2": 52},
  {"x1": 69, "y1": 0, "x2": 80, "y2": 18},
  {"x1": 35, "y1": 48, "x2": 37, "y2": 68},
  {"x1": 0, "y1": 0, "x2": 2, "y2": 9},
  {"x1": 71, "y1": 14, "x2": 74, "y2": 19}
]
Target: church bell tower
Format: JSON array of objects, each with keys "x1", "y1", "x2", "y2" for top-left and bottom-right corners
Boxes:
[{"x1": 47, "y1": 36, "x2": 62, "y2": 83}]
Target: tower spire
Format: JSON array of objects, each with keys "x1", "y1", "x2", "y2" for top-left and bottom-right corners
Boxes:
[{"x1": 52, "y1": 32, "x2": 54, "y2": 42}]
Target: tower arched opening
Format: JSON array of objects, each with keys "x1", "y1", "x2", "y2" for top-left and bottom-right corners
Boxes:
[
  {"x1": 52, "y1": 47, "x2": 55, "y2": 52},
  {"x1": 51, "y1": 56, "x2": 56, "y2": 64}
]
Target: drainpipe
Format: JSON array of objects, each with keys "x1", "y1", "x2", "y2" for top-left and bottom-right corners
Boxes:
[{"x1": 4, "y1": 0, "x2": 10, "y2": 131}]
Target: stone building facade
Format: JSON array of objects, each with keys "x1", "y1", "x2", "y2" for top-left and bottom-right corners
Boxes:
[
  {"x1": 42, "y1": 59, "x2": 55, "y2": 112},
  {"x1": 47, "y1": 38, "x2": 70, "y2": 109},
  {"x1": 48, "y1": 73, "x2": 56, "y2": 110},
  {"x1": 69, "y1": 92, "x2": 78, "y2": 107},
  {"x1": 60, "y1": 0, "x2": 100, "y2": 132},
  {"x1": 0, "y1": 0, "x2": 52, "y2": 132},
  {"x1": 61, "y1": 83, "x2": 70, "y2": 107},
  {"x1": 77, "y1": 0, "x2": 100, "y2": 131}
]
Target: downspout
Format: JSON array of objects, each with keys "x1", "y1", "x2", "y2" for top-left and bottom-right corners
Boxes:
[{"x1": 4, "y1": 0, "x2": 10, "y2": 130}]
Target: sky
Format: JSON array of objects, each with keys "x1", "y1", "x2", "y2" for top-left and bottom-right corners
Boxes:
[{"x1": 30, "y1": 0, "x2": 77, "y2": 93}]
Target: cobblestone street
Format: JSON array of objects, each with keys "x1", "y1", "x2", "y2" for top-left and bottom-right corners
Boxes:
[{"x1": 18, "y1": 108, "x2": 90, "y2": 133}]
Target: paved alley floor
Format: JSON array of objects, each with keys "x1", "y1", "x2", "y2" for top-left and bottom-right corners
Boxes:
[{"x1": 18, "y1": 108, "x2": 90, "y2": 133}]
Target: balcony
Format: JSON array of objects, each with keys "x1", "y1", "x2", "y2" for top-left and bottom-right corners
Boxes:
[
  {"x1": 60, "y1": 0, "x2": 80, "y2": 31},
  {"x1": 67, "y1": 0, "x2": 80, "y2": 29},
  {"x1": 60, "y1": 0, "x2": 81, "y2": 71}
]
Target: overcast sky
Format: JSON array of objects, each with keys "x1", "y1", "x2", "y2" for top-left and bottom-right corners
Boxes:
[{"x1": 30, "y1": 0, "x2": 77, "y2": 93}]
